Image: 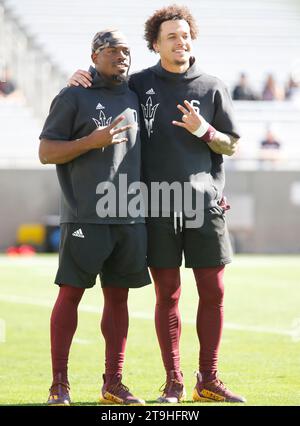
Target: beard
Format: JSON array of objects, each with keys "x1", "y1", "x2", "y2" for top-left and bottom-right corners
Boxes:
[
  {"x1": 174, "y1": 59, "x2": 189, "y2": 66},
  {"x1": 111, "y1": 72, "x2": 129, "y2": 83},
  {"x1": 173, "y1": 53, "x2": 190, "y2": 67},
  {"x1": 172, "y1": 49, "x2": 191, "y2": 67},
  {"x1": 102, "y1": 71, "x2": 128, "y2": 85},
  {"x1": 110, "y1": 63, "x2": 129, "y2": 84}
]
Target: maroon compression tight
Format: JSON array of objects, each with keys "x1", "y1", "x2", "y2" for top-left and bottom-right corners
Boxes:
[
  {"x1": 100, "y1": 287, "x2": 129, "y2": 378},
  {"x1": 193, "y1": 266, "x2": 225, "y2": 382},
  {"x1": 50, "y1": 285, "x2": 85, "y2": 383},
  {"x1": 50, "y1": 284, "x2": 129, "y2": 384},
  {"x1": 150, "y1": 268, "x2": 182, "y2": 381},
  {"x1": 150, "y1": 266, "x2": 225, "y2": 383}
]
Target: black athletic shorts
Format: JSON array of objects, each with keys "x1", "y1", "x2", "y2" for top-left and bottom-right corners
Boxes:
[
  {"x1": 55, "y1": 223, "x2": 151, "y2": 289},
  {"x1": 146, "y1": 206, "x2": 232, "y2": 268}
]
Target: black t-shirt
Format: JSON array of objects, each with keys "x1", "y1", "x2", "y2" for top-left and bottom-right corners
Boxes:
[
  {"x1": 129, "y1": 59, "x2": 240, "y2": 213},
  {"x1": 40, "y1": 68, "x2": 144, "y2": 224}
]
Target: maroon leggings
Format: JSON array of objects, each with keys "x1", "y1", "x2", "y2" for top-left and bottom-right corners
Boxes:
[
  {"x1": 100, "y1": 287, "x2": 129, "y2": 377},
  {"x1": 151, "y1": 266, "x2": 225, "y2": 382},
  {"x1": 50, "y1": 285, "x2": 129, "y2": 383}
]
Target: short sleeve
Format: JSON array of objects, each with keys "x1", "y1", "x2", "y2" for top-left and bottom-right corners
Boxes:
[
  {"x1": 39, "y1": 92, "x2": 76, "y2": 141},
  {"x1": 212, "y1": 83, "x2": 241, "y2": 139}
]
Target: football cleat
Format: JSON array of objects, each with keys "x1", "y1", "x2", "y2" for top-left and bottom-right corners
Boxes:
[
  {"x1": 47, "y1": 374, "x2": 71, "y2": 406},
  {"x1": 157, "y1": 371, "x2": 186, "y2": 403},
  {"x1": 99, "y1": 374, "x2": 145, "y2": 405},
  {"x1": 192, "y1": 372, "x2": 246, "y2": 403}
]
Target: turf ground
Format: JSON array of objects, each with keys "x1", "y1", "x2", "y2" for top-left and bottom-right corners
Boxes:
[{"x1": 0, "y1": 254, "x2": 299, "y2": 406}]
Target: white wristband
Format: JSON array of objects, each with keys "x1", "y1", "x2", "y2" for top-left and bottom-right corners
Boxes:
[{"x1": 192, "y1": 120, "x2": 210, "y2": 138}]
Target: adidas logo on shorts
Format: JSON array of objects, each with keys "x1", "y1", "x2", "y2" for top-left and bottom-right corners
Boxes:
[{"x1": 72, "y1": 228, "x2": 85, "y2": 238}]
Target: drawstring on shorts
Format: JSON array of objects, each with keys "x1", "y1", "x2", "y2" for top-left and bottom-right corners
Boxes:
[{"x1": 174, "y1": 212, "x2": 183, "y2": 234}]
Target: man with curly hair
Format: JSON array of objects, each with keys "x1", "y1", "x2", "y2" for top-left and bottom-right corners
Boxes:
[{"x1": 69, "y1": 4, "x2": 245, "y2": 404}]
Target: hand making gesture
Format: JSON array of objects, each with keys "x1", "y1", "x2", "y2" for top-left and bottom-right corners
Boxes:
[{"x1": 172, "y1": 100, "x2": 204, "y2": 134}]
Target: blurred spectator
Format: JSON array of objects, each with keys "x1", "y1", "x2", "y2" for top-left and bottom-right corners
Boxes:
[
  {"x1": 285, "y1": 75, "x2": 300, "y2": 102},
  {"x1": 0, "y1": 67, "x2": 16, "y2": 97},
  {"x1": 262, "y1": 74, "x2": 284, "y2": 101},
  {"x1": 259, "y1": 127, "x2": 282, "y2": 166},
  {"x1": 260, "y1": 129, "x2": 281, "y2": 150},
  {"x1": 232, "y1": 73, "x2": 258, "y2": 100}
]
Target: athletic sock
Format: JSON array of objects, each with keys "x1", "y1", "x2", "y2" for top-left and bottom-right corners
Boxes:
[{"x1": 50, "y1": 285, "x2": 85, "y2": 383}]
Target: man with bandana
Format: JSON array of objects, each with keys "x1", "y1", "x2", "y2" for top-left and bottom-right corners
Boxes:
[{"x1": 39, "y1": 29, "x2": 150, "y2": 406}]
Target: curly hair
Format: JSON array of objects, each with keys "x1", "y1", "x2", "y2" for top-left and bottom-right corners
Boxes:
[{"x1": 144, "y1": 4, "x2": 199, "y2": 52}]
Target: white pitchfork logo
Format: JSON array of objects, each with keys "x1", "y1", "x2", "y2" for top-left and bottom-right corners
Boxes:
[
  {"x1": 141, "y1": 96, "x2": 160, "y2": 138},
  {"x1": 92, "y1": 110, "x2": 112, "y2": 128}
]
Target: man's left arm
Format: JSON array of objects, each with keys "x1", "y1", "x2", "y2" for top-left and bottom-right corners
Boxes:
[
  {"x1": 205, "y1": 130, "x2": 239, "y2": 156},
  {"x1": 173, "y1": 84, "x2": 241, "y2": 156}
]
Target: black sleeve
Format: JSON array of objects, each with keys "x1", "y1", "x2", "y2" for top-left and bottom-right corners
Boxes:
[
  {"x1": 128, "y1": 74, "x2": 135, "y2": 91},
  {"x1": 39, "y1": 92, "x2": 76, "y2": 140},
  {"x1": 212, "y1": 82, "x2": 241, "y2": 139},
  {"x1": 129, "y1": 75, "x2": 147, "y2": 184}
]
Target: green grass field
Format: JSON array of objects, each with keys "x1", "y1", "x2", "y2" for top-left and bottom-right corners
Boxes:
[{"x1": 0, "y1": 254, "x2": 299, "y2": 406}]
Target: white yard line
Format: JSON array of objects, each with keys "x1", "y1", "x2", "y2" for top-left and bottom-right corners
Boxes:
[
  {"x1": 0, "y1": 318, "x2": 6, "y2": 343},
  {"x1": 73, "y1": 338, "x2": 94, "y2": 345},
  {"x1": 0, "y1": 256, "x2": 58, "y2": 267},
  {"x1": 0, "y1": 293, "x2": 298, "y2": 340},
  {"x1": 1, "y1": 255, "x2": 299, "y2": 269}
]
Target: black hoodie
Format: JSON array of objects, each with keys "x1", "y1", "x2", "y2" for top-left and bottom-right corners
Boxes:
[
  {"x1": 129, "y1": 59, "x2": 240, "y2": 213},
  {"x1": 40, "y1": 67, "x2": 143, "y2": 224}
]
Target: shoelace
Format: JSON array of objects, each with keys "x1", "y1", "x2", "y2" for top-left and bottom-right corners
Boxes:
[
  {"x1": 49, "y1": 381, "x2": 70, "y2": 393},
  {"x1": 211, "y1": 379, "x2": 229, "y2": 393},
  {"x1": 159, "y1": 378, "x2": 182, "y2": 394},
  {"x1": 109, "y1": 381, "x2": 130, "y2": 395},
  {"x1": 218, "y1": 380, "x2": 228, "y2": 390},
  {"x1": 194, "y1": 371, "x2": 229, "y2": 394}
]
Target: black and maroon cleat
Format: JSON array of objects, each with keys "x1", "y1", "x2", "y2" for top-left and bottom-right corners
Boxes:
[
  {"x1": 47, "y1": 374, "x2": 71, "y2": 406},
  {"x1": 192, "y1": 372, "x2": 246, "y2": 403},
  {"x1": 99, "y1": 374, "x2": 145, "y2": 405},
  {"x1": 157, "y1": 371, "x2": 186, "y2": 403}
]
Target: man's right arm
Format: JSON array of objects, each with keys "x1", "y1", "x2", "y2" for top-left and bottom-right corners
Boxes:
[
  {"x1": 68, "y1": 70, "x2": 93, "y2": 88},
  {"x1": 39, "y1": 115, "x2": 132, "y2": 165},
  {"x1": 39, "y1": 136, "x2": 97, "y2": 165}
]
